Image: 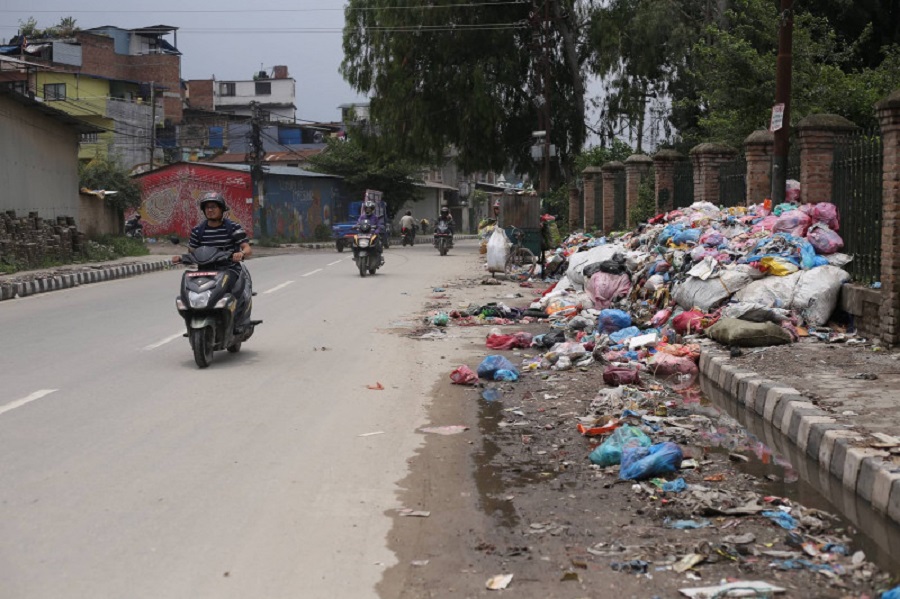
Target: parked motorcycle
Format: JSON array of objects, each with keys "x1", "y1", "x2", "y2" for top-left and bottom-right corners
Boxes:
[
  {"x1": 124, "y1": 215, "x2": 144, "y2": 241},
  {"x1": 400, "y1": 226, "x2": 415, "y2": 247},
  {"x1": 351, "y1": 219, "x2": 383, "y2": 277},
  {"x1": 175, "y1": 246, "x2": 261, "y2": 368},
  {"x1": 433, "y1": 221, "x2": 452, "y2": 256}
]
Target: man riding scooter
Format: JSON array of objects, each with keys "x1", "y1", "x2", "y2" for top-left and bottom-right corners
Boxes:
[
  {"x1": 173, "y1": 191, "x2": 254, "y2": 331},
  {"x1": 399, "y1": 210, "x2": 416, "y2": 245},
  {"x1": 356, "y1": 199, "x2": 385, "y2": 265},
  {"x1": 435, "y1": 206, "x2": 455, "y2": 248}
]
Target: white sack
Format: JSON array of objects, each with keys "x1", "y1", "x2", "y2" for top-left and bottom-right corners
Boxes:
[
  {"x1": 734, "y1": 272, "x2": 800, "y2": 310},
  {"x1": 486, "y1": 226, "x2": 509, "y2": 273},
  {"x1": 566, "y1": 244, "x2": 625, "y2": 289},
  {"x1": 672, "y1": 265, "x2": 761, "y2": 312},
  {"x1": 721, "y1": 301, "x2": 792, "y2": 324},
  {"x1": 793, "y1": 265, "x2": 851, "y2": 326}
]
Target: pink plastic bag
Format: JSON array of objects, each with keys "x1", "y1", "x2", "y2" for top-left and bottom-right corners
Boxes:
[
  {"x1": 750, "y1": 215, "x2": 778, "y2": 233},
  {"x1": 785, "y1": 179, "x2": 801, "y2": 203},
  {"x1": 648, "y1": 353, "x2": 698, "y2": 390},
  {"x1": 588, "y1": 271, "x2": 632, "y2": 310},
  {"x1": 806, "y1": 223, "x2": 844, "y2": 255},
  {"x1": 773, "y1": 209, "x2": 811, "y2": 238},
  {"x1": 486, "y1": 332, "x2": 533, "y2": 350},
  {"x1": 672, "y1": 310, "x2": 707, "y2": 335},
  {"x1": 449, "y1": 365, "x2": 478, "y2": 385},
  {"x1": 810, "y1": 202, "x2": 840, "y2": 231},
  {"x1": 650, "y1": 308, "x2": 672, "y2": 328}
]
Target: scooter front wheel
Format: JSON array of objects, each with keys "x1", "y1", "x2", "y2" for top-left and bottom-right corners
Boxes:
[{"x1": 190, "y1": 327, "x2": 214, "y2": 368}]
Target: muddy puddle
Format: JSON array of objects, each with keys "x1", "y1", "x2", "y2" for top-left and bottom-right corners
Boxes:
[{"x1": 702, "y1": 375, "x2": 900, "y2": 576}]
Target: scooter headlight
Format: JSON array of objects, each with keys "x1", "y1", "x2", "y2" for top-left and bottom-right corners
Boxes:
[
  {"x1": 188, "y1": 290, "x2": 212, "y2": 308},
  {"x1": 358, "y1": 237, "x2": 370, "y2": 248}
]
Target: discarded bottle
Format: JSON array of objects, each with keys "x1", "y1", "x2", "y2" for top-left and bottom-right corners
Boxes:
[{"x1": 481, "y1": 388, "x2": 501, "y2": 402}]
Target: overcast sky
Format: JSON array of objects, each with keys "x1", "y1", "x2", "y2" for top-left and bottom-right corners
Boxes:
[{"x1": 0, "y1": 1, "x2": 368, "y2": 123}]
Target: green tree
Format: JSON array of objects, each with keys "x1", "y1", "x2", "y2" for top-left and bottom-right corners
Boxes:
[
  {"x1": 340, "y1": 0, "x2": 588, "y2": 185},
  {"x1": 573, "y1": 138, "x2": 633, "y2": 173},
  {"x1": 17, "y1": 17, "x2": 41, "y2": 38},
  {"x1": 306, "y1": 136, "x2": 425, "y2": 217},
  {"x1": 78, "y1": 157, "x2": 142, "y2": 214}
]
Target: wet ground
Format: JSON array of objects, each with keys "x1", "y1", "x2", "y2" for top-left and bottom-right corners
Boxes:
[{"x1": 379, "y1": 270, "x2": 900, "y2": 598}]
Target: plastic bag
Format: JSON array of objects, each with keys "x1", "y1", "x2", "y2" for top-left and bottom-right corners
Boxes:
[
  {"x1": 649, "y1": 308, "x2": 672, "y2": 327},
  {"x1": 672, "y1": 310, "x2": 707, "y2": 334},
  {"x1": 589, "y1": 425, "x2": 652, "y2": 467},
  {"x1": 609, "y1": 326, "x2": 641, "y2": 344},
  {"x1": 619, "y1": 442, "x2": 684, "y2": 480},
  {"x1": 597, "y1": 309, "x2": 632, "y2": 334},
  {"x1": 785, "y1": 179, "x2": 801, "y2": 203},
  {"x1": 603, "y1": 365, "x2": 641, "y2": 386},
  {"x1": 477, "y1": 355, "x2": 518, "y2": 379},
  {"x1": 773, "y1": 209, "x2": 811, "y2": 238},
  {"x1": 806, "y1": 223, "x2": 844, "y2": 255},
  {"x1": 810, "y1": 202, "x2": 840, "y2": 231},
  {"x1": 587, "y1": 271, "x2": 632, "y2": 310},
  {"x1": 450, "y1": 365, "x2": 478, "y2": 385},
  {"x1": 486, "y1": 226, "x2": 508, "y2": 273},
  {"x1": 486, "y1": 332, "x2": 532, "y2": 350},
  {"x1": 760, "y1": 256, "x2": 799, "y2": 276},
  {"x1": 672, "y1": 228, "x2": 702, "y2": 245}
]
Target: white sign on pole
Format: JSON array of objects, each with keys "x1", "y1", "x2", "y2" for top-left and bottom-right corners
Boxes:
[{"x1": 770, "y1": 103, "x2": 785, "y2": 132}]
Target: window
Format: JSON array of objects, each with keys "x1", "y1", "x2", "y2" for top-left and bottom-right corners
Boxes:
[
  {"x1": 255, "y1": 81, "x2": 271, "y2": 95},
  {"x1": 80, "y1": 132, "x2": 99, "y2": 143},
  {"x1": 219, "y1": 82, "x2": 235, "y2": 96},
  {"x1": 44, "y1": 83, "x2": 66, "y2": 101}
]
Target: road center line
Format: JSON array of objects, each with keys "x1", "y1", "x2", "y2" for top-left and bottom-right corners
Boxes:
[
  {"x1": 302, "y1": 269, "x2": 323, "y2": 277},
  {"x1": 0, "y1": 389, "x2": 59, "y2": 417},
  {"x1": 144, "y1": 332, "x2": 184, "y2": 350},
  {"x1": 263, "y1": 280, "x2": 295, "y2": 294},
  {"x1": 327, "y1": 260, "x2": 342, "y2": 266}
]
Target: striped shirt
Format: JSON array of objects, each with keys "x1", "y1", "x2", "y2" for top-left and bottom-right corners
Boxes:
[{"x1": 188, "y1": 219, "x2": 248, "y2": 253}]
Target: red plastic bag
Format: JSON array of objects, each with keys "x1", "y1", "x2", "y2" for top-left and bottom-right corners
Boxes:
[
  {"x1": 773, "y1": 209, "x2": 811, "y2": 238},
  {"x1": 449, "y1": 365, "x2": 478, "y2": 385},
  {"x1": 603, "y1": 365, "x2": 641, "y2": 386},
  {"x1": 672, "y1": 310, "x2": 707, "y2": 335},
  {"x1": 650, "y1": 308, "x2": 672, "y2": 328},
  {"x1": 806, "y1": 223, "x2": 844, "y2": 255},
  {"x1": 810, "y1": 202, "x2": 840, "y2": 231},
  {"x1": 486, "y1": 332, "x2": 532, "y2": 350}
]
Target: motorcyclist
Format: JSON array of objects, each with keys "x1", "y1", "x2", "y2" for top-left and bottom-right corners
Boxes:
[
  {"x1": 399, "y1": 210, "x2": 416, "y2": 239},
  {"x1": 435, "y1": 206, "x2": 455, "y2": 246},
  {"x1": 356, "y1": 199, "x2": 385, "y2": 264},
  {"x1": 173, "y1": 192, "x2": 254, "y2": 329},
  {"x1": 125, "y1": 213, "x2": 143, "y2": 235}
]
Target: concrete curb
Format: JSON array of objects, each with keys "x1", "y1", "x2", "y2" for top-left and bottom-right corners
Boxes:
[
  {"x1": 0, "y1": 259, "x2": 175, "y2": 302},
  {"x1": 699, "y1": 344, "x2": 900, "y2": 525}
]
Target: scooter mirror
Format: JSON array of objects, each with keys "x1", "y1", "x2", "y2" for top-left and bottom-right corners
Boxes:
[{"x1": 170, "y1": 235, "x2": 180, "y2": 245}]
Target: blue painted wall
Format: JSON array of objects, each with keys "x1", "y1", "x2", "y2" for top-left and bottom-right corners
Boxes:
[{"x1": 262, "y1": 174, "x2": 351, "y2": 241}]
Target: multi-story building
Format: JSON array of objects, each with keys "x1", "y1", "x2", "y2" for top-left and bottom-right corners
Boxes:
[{"x1": 187, "y1": 66, "x2": 296, "y2": 123}]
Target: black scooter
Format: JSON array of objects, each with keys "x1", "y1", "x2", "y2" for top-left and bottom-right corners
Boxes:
[
  {"x1": 125, "y1": 215, "x2": 144, "y2": 240},
  {"x1": 175, "y1": 246, "x2": 261, "y2": 368}
]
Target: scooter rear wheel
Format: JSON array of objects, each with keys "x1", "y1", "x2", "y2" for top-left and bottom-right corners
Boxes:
[
  {"x1": 191, "y1": 328, "x2": 214, "y2": 368},
  {"x1": 227, "y1": 341, "x2": 242, "y2": 353}
]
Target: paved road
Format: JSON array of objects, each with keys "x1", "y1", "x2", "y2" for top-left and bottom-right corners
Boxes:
[{"x1": 0, "y1": 242, "x2": 474, "y2": 599}]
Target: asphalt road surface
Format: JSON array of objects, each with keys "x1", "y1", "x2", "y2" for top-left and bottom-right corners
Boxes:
[{"x1": 0, "y1": 241, "x2": 474, "y2": 599}]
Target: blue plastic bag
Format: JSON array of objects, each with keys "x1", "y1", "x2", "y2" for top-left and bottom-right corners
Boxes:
[
  {"x1": 609, "y1": 326, "x2": 641, "y2": 344},
  {"x1": 881, "y1": 585, "x2": 900, "y2": 599},
  {"x1": 494, "y1": 369, "x2": 519, "y2": 382},
  {"x1": 662, "y1": 477, "x2": 687, "y2": 493},
  {"x1": 597, "y1": 309, "x2": 631, "y2": 334},
  {"x1": 619, "y1": 442, "x2": 684, "y2": 480},
  {"x1": 658, "y1": 223, "x2": 685, "y2": 245},
  {"x1": 672, "y1": 228, "x2": 701, "y2": 245},
  {"x1": 762, "y1": 510, "x2": 798, "y2": 530},
  {"x1": 589, "y1": 425, "x2": 652, "y2": 467},
  {"x1": 477, "y1": 355, "x2": 518, "y2": 380}
]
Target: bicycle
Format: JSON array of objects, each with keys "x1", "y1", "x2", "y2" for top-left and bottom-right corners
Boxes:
[{"x1": 504, "y1": 226, "x2": 536, "y2": 277}]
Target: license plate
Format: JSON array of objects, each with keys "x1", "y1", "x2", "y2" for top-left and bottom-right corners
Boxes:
[{"x1": 187, "y1": 271, "x2": 217, "y2": 277}]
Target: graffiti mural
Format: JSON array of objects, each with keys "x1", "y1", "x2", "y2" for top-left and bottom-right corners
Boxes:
[
  {"x1": 264, "y1": 175, "x2": 345, "y2": 242},
  {"x1": 135, "y1": 164, "x2": 253, "y2": 240}
]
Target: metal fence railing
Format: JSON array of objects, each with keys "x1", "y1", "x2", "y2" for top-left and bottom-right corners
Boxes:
[
  {"x1": 832, "y1": 128, "x2": 883, "y2": 284},
  {"x1": 786, "y1": 136, "x2": 801, "y2": 182},
  {"x1": 673, "y1": 161, "x2": 694, "y2": 209},
  {"x1": 718, "y1": 155, "x2": 747, "y2": 207},
  {"x1": 613, "y1": 170, "x2": 627, "y2": 230}
]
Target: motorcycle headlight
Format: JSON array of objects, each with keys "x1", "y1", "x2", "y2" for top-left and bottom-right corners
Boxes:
[
  {"x1": 188, "y1": 290, "x2": 212, "y2": 308},
  {"x1": 358, "y1": 238, "x2": 370, "y2": 247}
]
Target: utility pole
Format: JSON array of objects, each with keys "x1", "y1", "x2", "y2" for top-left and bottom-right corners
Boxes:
[
  {"x1": 770, "y1": 0, "x2": 794, "y2": 204},
  {"x1": 540, "y1": 0, "x2": 552, "y2": 195},
  {"x1": 248, "y1": 102, "x2": 267, "y2": 237},
  {"x1": 149, "y1": 82, "x2": 156, "y2": 171}
]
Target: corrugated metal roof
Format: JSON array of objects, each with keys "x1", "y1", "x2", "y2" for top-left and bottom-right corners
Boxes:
[{"x1": 194, "y1": 162, "x2": 340, "y2": 178}]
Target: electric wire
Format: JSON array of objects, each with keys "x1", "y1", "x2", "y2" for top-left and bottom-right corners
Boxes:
[{"x1": 0, "y1": 2, "x2": 528, "y2": 14}]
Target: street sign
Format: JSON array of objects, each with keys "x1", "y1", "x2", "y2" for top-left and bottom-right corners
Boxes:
[{"x1": 770, "y1": 103, "x2": 785, "y2": 132}]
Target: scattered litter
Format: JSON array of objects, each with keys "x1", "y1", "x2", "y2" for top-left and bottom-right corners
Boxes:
[
  {"x1": 420, "y1": 425, "x2": 469, "y2": 435},
  {"x1": 673, "y1": 553, "x2": 706, "y2": 573},
  {"x1": 366, "y1": 382, "x2": 384, "y2": 390},
  {"x1": 358, "y1": 431, "x2": 385, "y2": 437},
  {"x1": 398, "y1": 509, "x2": 431, "y2": 517},
  {"x1": 410, "y1": 560, "x2": 429, "y2": 567},
  {"x1": 679, "y1": 580, "x2": 785, "y2": 597},
  {"x1": 485, "y1": 574, "x2": 513, "y2": 590}
]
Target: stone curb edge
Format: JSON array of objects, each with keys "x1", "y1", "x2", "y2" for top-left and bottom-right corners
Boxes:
[
  {"x1": 0, "y1": 260, "x2": 176, "y2": 302},
  {"x1": 699, "y1": 345, "x2": 900, "y2": 527}
]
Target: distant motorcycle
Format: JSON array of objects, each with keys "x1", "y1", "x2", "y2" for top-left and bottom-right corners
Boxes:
[
  {"x1": 433, "y1": 221, "x2": 452, "y2": 256},
  {"x1": 351, "y1": 219, "x2": 383, "y2": 277},
  {"x1": 124, "y1": 215, "x2": 144, "y2": 241},
  {"x1": 175, "y1": 246, "x2": 261, "y2": 368},
  {"x1": 401, "y1": 226, "x2": 415, "y2": 247}
]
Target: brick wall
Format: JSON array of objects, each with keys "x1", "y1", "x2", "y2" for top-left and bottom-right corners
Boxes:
[
  {"x1": 582, "y1": 166, "x2": 602, "y2": 230},
  {"x1": 624, "y1": 154, "x2": 652, "y2": 225},
  {"x1": 186, "y1": 80, "x2": 215, "y2": 111},
  {"x1": 744, "y1": 130, "x2": 774, "y2": 205},
  {"x1": 690, "y1": 143, "x2": 737, "y2": 204},
  {"x1": 877, "y1": 91, "x2": 900, "y2": 346},
  {"x1": 796, "y1": 114, "x2": 856, "y2": 204},
  {"x1": 0, "y1": 211, "x2": 86, "y2": 271},
  {"x1": 600, "y1": 162, "x2": 623, "y2": 233},
  {"x1": 653, "y1": 150, "x2": 681, "y2": 214}
]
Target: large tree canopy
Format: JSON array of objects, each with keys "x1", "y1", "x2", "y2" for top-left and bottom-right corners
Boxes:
[{"x1": 340, "y1": 0, "x2": 588, "y2": 184}]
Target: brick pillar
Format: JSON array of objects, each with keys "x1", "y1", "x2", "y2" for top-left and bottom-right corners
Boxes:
[
  {"x1": 624, "y1": 154, "x2": 652, "y2": 225},
  {"x1": 653, "y1": 150, "x2": 682, "y2": 214},
  {"x1": 689, "y1": 143, "x2": 737, "y2": 204},
  {"x1": 601, "y1": 161, "x2": 624, "y2": 233},
  {"x1": 582, "y1": 166, "x2": 602, "y2": 231},
  {"x1": 877, "y1": 90, "x2": 900, "y2": 346},
  {"x1": 796, "y1": 114, "x2": 857, "y2": 204},
  {"x1": 744, "y1": 130, "x2": 774, "y2": 206},
  {"x1": 568, "y1": 185, "x2": 581, "y2": 231}
]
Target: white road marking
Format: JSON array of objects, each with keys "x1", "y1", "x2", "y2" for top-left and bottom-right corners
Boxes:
[
  {"x1": 327, "y1": 260, "x2": 342, "y2": 266},
  {"x1": 0, "y1": 389, "x2": 59, "y2": 417},
  {"x1": 263, "y1": 280, "x2": 295, "y2": 294},
  {"x1": 143, "y1": 332, "x2": 183, "y2": 350},
  {"x1": 302, "y1": 269, "x2": 322, "y2": 277}
]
